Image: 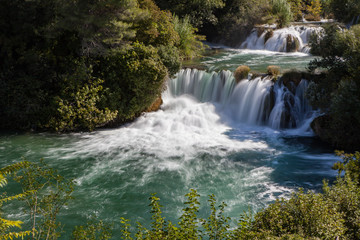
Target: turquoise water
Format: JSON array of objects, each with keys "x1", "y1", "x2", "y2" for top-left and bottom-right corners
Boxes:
[
  {"x1": 185, "y1": 48, "x2": 316, "y2": 73},
  {"x1": 0, "y1": 49, "x2": 338, "y2": 238}
]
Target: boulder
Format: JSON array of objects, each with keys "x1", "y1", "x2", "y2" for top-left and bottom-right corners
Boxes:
[{"x1": 281, "y1": 70, "x2": 303, "y2": 94}]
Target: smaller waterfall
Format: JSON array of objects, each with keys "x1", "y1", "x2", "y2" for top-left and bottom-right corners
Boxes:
[
  {"x1": 169, "y1": 68, "x2": 313, "y2": 130},
  {"x1": 240, "y1": 26, "x2": 323, "y2": 53}
]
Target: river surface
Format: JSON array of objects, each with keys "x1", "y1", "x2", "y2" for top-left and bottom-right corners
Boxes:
[{"x1": 0, "y1": 48, "x2": 339, "y2": 237}]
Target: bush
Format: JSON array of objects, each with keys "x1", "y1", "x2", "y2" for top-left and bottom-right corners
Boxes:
[
  {"x1": 47, "y1": 64, "x2": 117, "y2": 132},
  {"x1": 234, "y1": 65, "x2": 251, "y2": 83},
  {"x1": 271, "y1": 0, "x2": 293, "y2": 28},
  {"x1": 267, "y1": 65, "x2": 281, "y2": 77},
  {"x1": 251, "y1": 190, "x2": 346, "y2": 239},
  {"x1": 173, "y1": 15, "x2": 205, "y2": 59},
  {"x1": 95, "y1": 42, "x2": 167, "y2": 124},
  {"x1": 157, "y1": 45, "x2": 181, "y2": 77}
]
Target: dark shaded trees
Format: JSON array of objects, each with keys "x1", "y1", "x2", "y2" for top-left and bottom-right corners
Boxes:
[
  {"x1": 0, "y1": 0, "x2": 204, "y2": 132},
  {"x1": 308, "y1": 24, "x2": 360, "y2": 150}
]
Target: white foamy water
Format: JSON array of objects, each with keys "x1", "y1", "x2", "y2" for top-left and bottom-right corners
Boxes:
[{"x1": 240, "y1": 26, "x2": 323, "y2": 53}]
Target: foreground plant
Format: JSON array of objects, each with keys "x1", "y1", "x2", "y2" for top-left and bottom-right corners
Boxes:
[{"x1": 119, "y1": 151, "x2": 360, "y2": 240}]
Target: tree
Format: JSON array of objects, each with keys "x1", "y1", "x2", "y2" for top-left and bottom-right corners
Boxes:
[
  {"x1": 154, "y1": 0, "x2": 225, "y2": 28},
  {"x1": 307, "y1": 0, "x2": 322, "y2": 21},
  {"x1": 0, "y1": 162, "x2": 32, "y2": 240},
  {"x1": 288, "y1": 0, "x2": 304, "y2": 21},
  {"x1": 330, "y1": 0, "x2": 360, "y2": 24}
]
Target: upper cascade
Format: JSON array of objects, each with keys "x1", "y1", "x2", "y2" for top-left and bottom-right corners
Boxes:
[
  {"x1": 169, "y1": 68, "x2": 314, "y2": 130},
  {"x1": 240, "y1": 25, "x2": 323, "y2": 53}
]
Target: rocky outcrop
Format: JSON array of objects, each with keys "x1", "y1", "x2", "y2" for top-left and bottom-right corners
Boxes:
[
  {"x1": 146, "y1": 96, "x2": 163, "y2": 112},
  {"x1": 311, "y1": 115, "x2": 360, "y2": 151},
  {"x1": 311, "y1": 115, "x2": 335, "y2": 144}
]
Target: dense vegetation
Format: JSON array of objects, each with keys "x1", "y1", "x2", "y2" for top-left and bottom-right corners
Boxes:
[
  {"x1": 0, "y1": 0, "x2": 202, "y2": 132},
  {"x1": 307, "y1": 24, "x2": 360, "y2": 150},
  {"x1": 1, "y1": 152, "x2": 359, "y2": 239}
]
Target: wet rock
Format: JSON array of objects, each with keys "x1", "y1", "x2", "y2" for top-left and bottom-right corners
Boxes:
[
  {"x1": 281, "y1": 70, "x2": 303, "y2": 94},
  {"x1": 264, "y1": 29, "x2": 274, "y2": 43},
  {"x1": 286, "y1": 34, "x2": 300, "y2": 52}
]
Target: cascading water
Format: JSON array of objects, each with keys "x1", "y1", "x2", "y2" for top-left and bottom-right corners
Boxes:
[
  {"x1": 169, "y1": 68, "x2": 314, "y2": 130},
  {"x1": 0, "y1": 46, "x2": 339, "y2": 239},
  {"x1": 240, "y1": 26, "x2": 323, "y2": 53}
]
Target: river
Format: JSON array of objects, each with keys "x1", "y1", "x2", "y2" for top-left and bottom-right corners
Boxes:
[{"x1": 0, "y1": 32, "x2": 340, "y2": 237}]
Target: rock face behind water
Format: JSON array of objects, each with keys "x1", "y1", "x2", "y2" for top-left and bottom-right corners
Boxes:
[
  {"x1": 311, "y1": 115, "x2": 360, "y2": 151},
  {"x1": 311, "y1": 115, "x2": 335, "y2": 145}
]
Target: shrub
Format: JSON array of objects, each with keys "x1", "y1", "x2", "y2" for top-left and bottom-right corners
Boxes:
[
  {"x1": 234, "y1": 65, "x2": 251, "y2": 83},
  {"x1": 173, "y1": 15, "x2": 205, "y2": 59},
  {"x1": 47, "y1": 63, "x2": 117, "y2": 132},
  {"x1": 271, "y1": 0, "x2": 293, "y2": 28},
  {"x1": 251, "y1": 189, "x2": 346, "y2": 239},
  {"x1": 267, "y1": 65, "x2": 281, "y2": 77},
  {"x1": 157, "y1": 44, "x2": 181, "y2": 77}
]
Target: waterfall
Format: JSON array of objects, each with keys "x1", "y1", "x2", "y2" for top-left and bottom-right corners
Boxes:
[
  {"x1": 169, "y1": 68, "x2": 313, "y2": 129},
  {"x1": 240, "y1": 26, "x2": 323, "y2": 53}
]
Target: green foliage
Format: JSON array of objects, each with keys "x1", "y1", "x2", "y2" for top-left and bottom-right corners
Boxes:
[
  {"x1": 96, "y1": 42, "x2": 167, "y2": 123},
  {"x1": 272, "y1": 0, "x2": 294, "y2": 27},
  {"x1": 201, "y1": 194, "x2": 230, "y2": 239},
  {"x1": 12, "y1": 160, "x2": 74, "y2": 240},
  {"x1": 252, "y1": 189, "x2": 346, "y2": 239},
  {"x1": 0, "y1": 162, "x2": 32, "y2": 240},
  {"x1": 173, "y1": 15, "x2": 205, "y2": 60},
  {"x1": 149, "y1": 194, "x2": 166, "y2": 239},
  {"x1": 157, "y1": 45, "x2": 181, "y2": 77},
  {"x1": 154, "y1": 0, "x2": 225, "y2": 28},
  {"x1": 135, "y1": 0, "x2": 180, "y2": 47},
  {"x1": 211, "y1": 0, "x2": 271, "y2": 46},
  {"x1": 71, "y1": 218, "x2": 113, "y2": 240},
  {"x1": 0, "y1": 0, "x2": 188, "y2": 132},
  {"x1": 330, "y1": 0, "x2": 360, "y2": 23},
  {"x1": 177, "y1": 189, "x2": 201, "y2": 239},
  {"x1": 308, "y1": 24, "x2": 360, "y2": 149},
  {"x1": 47, "y1": 63, "x2": 117, "y2": 132},
  {"x1": 287, "y1": 0, "x2": 304, "y2": 21}
]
